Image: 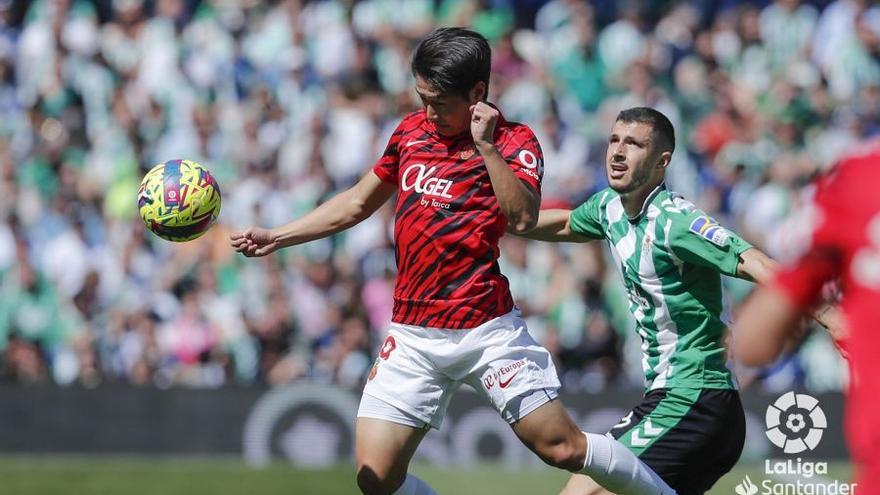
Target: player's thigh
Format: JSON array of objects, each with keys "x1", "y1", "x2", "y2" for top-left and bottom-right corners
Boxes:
[
  {"x1": 355, "y1": 417, "x2": 428, "y2": 483},
  {"x1": 363, "y1": 329, "x2": 457, "y2": 429},
  {"x1": 559, "y1": 474, "x2": 613, "y2": 495},
  {"x1": 510, "y1": 398, "x2": 585, "y2": 471},
  {"x1": 466, "y1": 311, "x2": 561, "y2": 423}
]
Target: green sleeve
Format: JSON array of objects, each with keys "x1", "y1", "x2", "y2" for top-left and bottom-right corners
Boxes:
[
  {"x1": 569, "y1": 193, "x2": 606, "y2": 240},
  {"x1": 667, "y1": 210, "x2": 753, "y2": 276}
]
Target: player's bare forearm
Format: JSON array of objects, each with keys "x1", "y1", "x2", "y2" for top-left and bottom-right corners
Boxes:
[
  {"x1": 477, "y1": 141, "x2": 539, "y2": 233},
  {"x1": 735, "y1": 247, "x2": 848, "y2": 358},
  {"x1": 735, "y1": 247, "x2": 779, "y2": 283},
  {"x1": 274, "y1": 172, "x2": 395, "y2": 248},
  {"x1": 513, "y1": 209, "x2": 592, "y2": 242},
  {"x1": 231, "y1": 172, "x2": 395, "y2": 257},
  {"x1": 734, "y1": 286, "x2": 800, "y2": 366},
  {"x1": 809, "y1": 303, "x2": 848, "y2": 354}
]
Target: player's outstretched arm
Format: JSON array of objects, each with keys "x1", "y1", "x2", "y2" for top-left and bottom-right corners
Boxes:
[
  {"x1": 734, "y1": 285, "x2": 801, "y2": 366},
  {"x1": 230, "y1": 172, "x2": 396, "y2": 257},
  {"x1": 513, "y1": 209, "x2": 593, "y2": 243},
  {"x1": 735, "y1": 247, "x2": 846, "y2": 349},
  {"x1": 735, "y1": 247, "x2": 779, "y2": 283}
]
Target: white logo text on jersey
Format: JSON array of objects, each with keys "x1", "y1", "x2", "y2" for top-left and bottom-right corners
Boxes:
[
  {"x1": 517, "y1": 150, "x2": 542, "y2": 179},
  {"x1": 402, "y1": 163, "x2": 455, "y2": 199}
]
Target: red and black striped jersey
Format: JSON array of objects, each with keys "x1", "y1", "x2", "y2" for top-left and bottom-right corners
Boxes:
[{"x1": 372, "y1": 108, "x2": 544, "y2": 330}]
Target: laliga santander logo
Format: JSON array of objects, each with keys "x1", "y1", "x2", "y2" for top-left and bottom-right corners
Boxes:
[
  {"x1": 735, "y1": 476, "x2": 759, "y2": 495},
  {"x1": 740, "y1": 392, "x2": 856, "y2": 495},
  {"x1": 765, "y1": 392, "x2": 827, "y2": 454}
]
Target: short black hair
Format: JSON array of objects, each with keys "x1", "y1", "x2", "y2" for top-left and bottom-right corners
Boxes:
[
  {"x1": 411, "y1": 27, "x2": 491, "y2": 99},
  {"x1": 616, "y1": 107, "x2": 675, "y2": 153}
]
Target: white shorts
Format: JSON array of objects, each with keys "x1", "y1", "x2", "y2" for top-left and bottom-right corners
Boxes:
[{"x1": 358, "y1": 308, "x2": 561, "y2": 429}]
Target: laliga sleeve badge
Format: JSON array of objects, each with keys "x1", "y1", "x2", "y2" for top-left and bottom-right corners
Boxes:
[{"x1": 689, "y1": 215, "x2": 729, "y2": 247}]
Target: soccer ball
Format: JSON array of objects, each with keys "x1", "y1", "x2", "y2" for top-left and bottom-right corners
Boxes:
[{"x1": 137, "y1": 159, "x2": 222, "y2": 242}]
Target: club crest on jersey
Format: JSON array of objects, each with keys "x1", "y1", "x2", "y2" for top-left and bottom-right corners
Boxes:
[
  {"x1": 459, "y1": 145, "x2": 475, "y2": 160},
  {"x1": 689, "y1": 216, "x2": 729, "y2": 247}
]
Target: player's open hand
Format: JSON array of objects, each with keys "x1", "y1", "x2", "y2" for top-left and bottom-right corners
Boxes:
[
  {"x1": 230, "y1": 227, "x2": 279, "y2": 257},
  {"x1": 470, "y1": 102, "x2": 498, "y2": 147}
]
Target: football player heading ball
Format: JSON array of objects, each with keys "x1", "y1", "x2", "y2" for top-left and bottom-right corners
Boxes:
[{"x1": 231, "y1": 28, "x2": 673, "y2": 495}]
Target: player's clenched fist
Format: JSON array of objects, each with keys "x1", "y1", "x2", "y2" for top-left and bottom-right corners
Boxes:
[
  {"x1": 230, "y1": 227, "x2": 279, "y2": 257},
  {"x1": 470, "y1": 101, "x2": 499, "y2": 147}
]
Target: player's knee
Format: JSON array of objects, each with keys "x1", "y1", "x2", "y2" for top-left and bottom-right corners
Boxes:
[
  {"x1": 355, "y1": 461, "x2": 406, "y2": 495},
  {"x1": 534, "y1": 437, "x2": 584, "y2": 472},
  {"x1": 559, "y1": 475, "x2": 609, "y2": 495}
]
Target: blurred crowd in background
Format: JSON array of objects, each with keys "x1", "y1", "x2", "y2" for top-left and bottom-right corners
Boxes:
[{"x1": 0, "y1": 0, "x2": 874, "y2": 392}]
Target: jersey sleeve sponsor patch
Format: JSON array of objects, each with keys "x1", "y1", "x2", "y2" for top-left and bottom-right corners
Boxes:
[
  {"x1": 689, "y1": 216, "x2": 729, "y2": 247},
  {"x1": 500, "y1": 125, "x2": 543, "y2": 192}
]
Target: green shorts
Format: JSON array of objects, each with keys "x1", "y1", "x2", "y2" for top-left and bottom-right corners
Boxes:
[{"x1": 609, "y1": 388, "x2": 745, "y2": 495}]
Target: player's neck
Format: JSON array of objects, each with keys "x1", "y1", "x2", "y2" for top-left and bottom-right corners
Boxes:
[{"x1": 619, "y1": 180, "x2": 665, "y2": 220}]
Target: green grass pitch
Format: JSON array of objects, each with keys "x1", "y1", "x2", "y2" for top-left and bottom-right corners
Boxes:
[{"x1": 0, "y1": 457, "x2": 853, "y2": 494}]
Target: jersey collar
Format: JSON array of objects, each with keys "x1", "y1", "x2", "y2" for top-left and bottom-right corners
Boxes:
[{"x1": 627, "y1": 182, "x2": 666, "y2": 224}]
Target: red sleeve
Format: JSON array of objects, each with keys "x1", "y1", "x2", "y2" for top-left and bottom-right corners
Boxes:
[
  {"x1": 371, "y1": 120, "x2": 406, "y2": 184},
  {"x1": 773, "y1": 172, "x2": 844, "y2": 309},
  {"x1": 775, "y1": 248, "x2": 839, "y2": 309},
  {"x1": 499, "y1": 125, "x2": 543, "y2": 194}
]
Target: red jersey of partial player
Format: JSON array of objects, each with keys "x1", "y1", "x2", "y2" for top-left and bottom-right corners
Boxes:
[
  {"x1": 372, "y1": 108, "x2": 543, "y2": 329},
  {"x1": 773, "y1": 140, "x2": 880, "y2": 488}
]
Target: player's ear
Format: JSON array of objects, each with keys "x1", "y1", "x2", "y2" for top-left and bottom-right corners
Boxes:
[
  {"x1": 468, "y1": 81, "x2": 487, "y2": 104},
  {"x1": 657, "y1": 151, "x2": 672, "y2": 170}
]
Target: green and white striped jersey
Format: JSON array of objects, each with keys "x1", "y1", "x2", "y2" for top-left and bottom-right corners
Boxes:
[{"x1": 570, "y1": 185, "x2": 752, "y2": 391}]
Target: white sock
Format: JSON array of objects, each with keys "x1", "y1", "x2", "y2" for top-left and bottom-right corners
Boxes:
[
  {"x1": 393, "y1": 474, "x2": 439, "y2": 495},
  {"x1": 580, "y1": 432, "x2": 677, "y2": 495}
]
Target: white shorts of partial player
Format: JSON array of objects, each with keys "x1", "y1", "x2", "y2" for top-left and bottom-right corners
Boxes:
[{"x1": 359, "y1": 308, "x2": 560, "y2": 429}]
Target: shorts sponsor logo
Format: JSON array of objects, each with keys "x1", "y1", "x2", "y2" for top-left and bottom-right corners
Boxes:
[
  {"x1": 498, "y1": 371, "x2": 520, "y2": 389},
  {"x1": 483, "y1": 359, "x2": 527, "y2": 390},
  {"x1": 483, "y1": 375, "x2": 495, "y2": 389}
]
